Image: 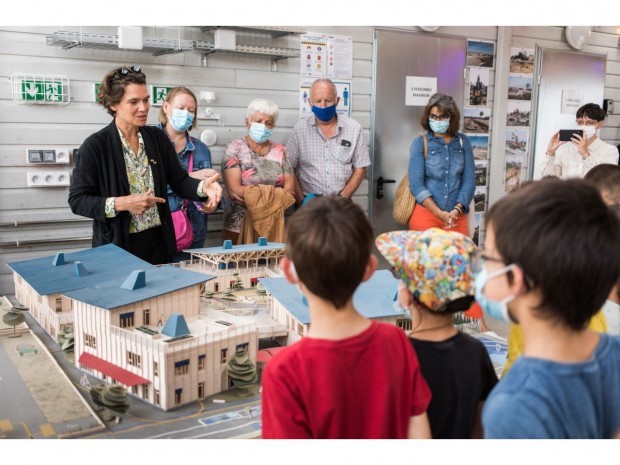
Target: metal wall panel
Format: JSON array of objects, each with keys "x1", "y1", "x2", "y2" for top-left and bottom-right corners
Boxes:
[{"x1": 370, "y1": 29, "x2": 466, "y2": 240}]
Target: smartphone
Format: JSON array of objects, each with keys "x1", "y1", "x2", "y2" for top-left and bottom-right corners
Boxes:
[{"x1": 558, "y1": 129, "x2": 584, "y2": 142}]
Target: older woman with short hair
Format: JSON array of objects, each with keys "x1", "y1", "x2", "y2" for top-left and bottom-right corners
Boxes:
[
  {"x1": 221, "y1": 98, "x2": 295, "y2": 244},
  {"x1": 408, "y1": 93, "x2": 475, "y2": 235}
]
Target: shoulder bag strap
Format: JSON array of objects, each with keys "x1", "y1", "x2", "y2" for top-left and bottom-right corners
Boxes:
[
  {"x1": 183, "y1": 152, "x2": 194, "y2": 209},
  {"x1": 417, "y1": 132, "x2": 428, "y2": 159}
]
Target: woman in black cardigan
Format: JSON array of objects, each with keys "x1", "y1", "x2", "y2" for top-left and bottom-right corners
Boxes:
[{"x1": 68, "y1": 65, "x2": 222, "y2": 264}]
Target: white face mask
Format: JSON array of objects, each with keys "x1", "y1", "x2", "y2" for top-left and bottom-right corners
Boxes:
[{"x1": 577, "y1": 125, "x2": 598, "y2": 139}]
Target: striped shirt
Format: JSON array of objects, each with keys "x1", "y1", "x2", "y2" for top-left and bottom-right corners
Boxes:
[{"x1": 287, "y1": 114, "x2": 370, "y2": 196}]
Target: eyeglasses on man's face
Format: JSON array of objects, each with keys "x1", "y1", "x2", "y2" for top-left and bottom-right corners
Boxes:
[{"x1": 575, "y1": 119, "x2": 599, "y2": 126}]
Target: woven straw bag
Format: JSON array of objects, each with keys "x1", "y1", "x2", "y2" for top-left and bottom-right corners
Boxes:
[
  {"x1": 392, "y1": 133, "x2": 427, "y2": 225},
  {"x1": 392, "y1": 175, "x2": 416, "y2": 224}
]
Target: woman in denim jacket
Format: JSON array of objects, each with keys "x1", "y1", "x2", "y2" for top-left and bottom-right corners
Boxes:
[
  {"x1": 158, "y1": 87, "x2": 219, "y2": 262},
  {"x1": 408, "y1": 93, "x2": 475, "y2": 236}
]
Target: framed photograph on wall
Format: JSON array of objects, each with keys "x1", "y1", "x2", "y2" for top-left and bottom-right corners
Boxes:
[
  {"x1": 463, "y1": 107, "x2": 490, "y2": 133},
  {"x1": 510, "y1": 47, "x2": 535, "y2": 74},
  {"x1": 506, "y1": 100, "x2": 531, "y2": 127},
  {"x1": 508, "y1": 74, "x2": 533, "y2": 100},
  {"x1": 475, "y1": 161, "x2": 488, "y2": 187},
  {"x1": 467, "y1": 39, "x2": 495, "y2": 68},
  {"x1": 474, "y1": 186, "x2": 487, "y2": 212},
  {"x1": 468, "y1": 134, "x2": 489, "y2": 160},
  {"x1": 505, "y1": 129, "x2": 528, "y2": 158},
  {"x1": 504, "y1": 155, "x2": 524, "y2": 193},
  {"x1": 469, "y1": 68, "x2": 489, "y2": 106}
]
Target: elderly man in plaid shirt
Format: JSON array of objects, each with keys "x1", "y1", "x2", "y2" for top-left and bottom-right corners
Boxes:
[{"x1": 287, "y1": 78, "x2": 371, "y2": 204}]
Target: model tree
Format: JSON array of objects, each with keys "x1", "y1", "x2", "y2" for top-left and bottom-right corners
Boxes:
[
  {"x1": 227, "y1": 348, "x2": 258, "y2": 396},
  {"x1": 2, "y1": 310, "x2": 25, "y2": 338},
  {"x1": 255, "y1": 283, "x2": 267, "y2": 302},
  {"x1": 57, "y1": 326, "x2": 74, "y2": 353},
  {"x1": 233, "y1": 272, "x2": 244, "y2": 290},
  {"x1": 90, "y1": 383, "x2": 129, "y2": 422}
]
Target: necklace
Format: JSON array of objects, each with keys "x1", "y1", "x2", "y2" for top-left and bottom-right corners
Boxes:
[{"x1": 410, "y1": 322, "x2": 455, "y2": 335}]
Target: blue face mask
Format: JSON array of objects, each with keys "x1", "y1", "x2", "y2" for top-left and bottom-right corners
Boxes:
[
  {"x1": 474, "y1": 264, "x2": 517, "y2": 322},
  {"x1": 248, "y1": 122, "x2": 273, "y2": 143},
  {"x1": 312, "y1": 103, "x2": 337, "y2": 122},
  {"x1": 170, "y1": 109, "x2": 194, "y2": 132},
  {"x1": 429, "y1": 118, "x2": 450, "y2": 134}
]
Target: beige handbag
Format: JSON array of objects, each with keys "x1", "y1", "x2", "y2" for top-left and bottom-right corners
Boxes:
[{"x1": 392, "y1": 133, "x2": 427, "y2": 225}]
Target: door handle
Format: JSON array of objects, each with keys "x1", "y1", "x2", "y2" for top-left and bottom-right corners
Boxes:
[{"x1": 376, "y1": 176, "x2": 396, "y2": 199}]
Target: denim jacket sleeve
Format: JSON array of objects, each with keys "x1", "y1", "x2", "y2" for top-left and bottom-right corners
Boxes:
[
  {"x1": 456, "y1": 134, "x2": 476, "y2": 212},
  {"x1": 408, "y1": 135, "x2": 432, "y2": 204}
]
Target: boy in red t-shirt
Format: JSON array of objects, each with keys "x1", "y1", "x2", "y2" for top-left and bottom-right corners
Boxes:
[{"x1": 261, "y1": 196, "x2": 432, "y2": 439}]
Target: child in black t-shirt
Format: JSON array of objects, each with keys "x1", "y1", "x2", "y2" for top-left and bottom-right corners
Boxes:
[{"x1": 376, "y1": 228, "x2": 498, "y2": 439}]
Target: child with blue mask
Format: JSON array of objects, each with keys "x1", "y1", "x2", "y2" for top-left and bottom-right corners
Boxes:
[
  {"x1": 479, "y1": 178, "x2": 620, "y2": 439},
  {"x1": 502, "y1": 164, "x2": 620, "y2": 374}
]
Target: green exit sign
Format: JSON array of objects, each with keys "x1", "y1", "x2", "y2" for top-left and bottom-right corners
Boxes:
[
  {"x1": 151, "y1": 86, "x2": 172, "y2": 106},
  {"x1": 94, "y1": 82, "x2": 101, "y2": 103},
  {"x1": 21, "y1": 80, "x2": 63, "y2": 102}
]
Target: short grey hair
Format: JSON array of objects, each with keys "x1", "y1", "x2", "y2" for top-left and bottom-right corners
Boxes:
[
  {"x1": 246, "y1": 98, "x2": 279, "y2": 122},
  {"x1": 310, "y1": 78, "x2": 338, "y2": 99}
]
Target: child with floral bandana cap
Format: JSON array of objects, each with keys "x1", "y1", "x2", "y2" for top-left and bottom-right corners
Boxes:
[{"x1": 376, "y1": 227, "x2": 498, "y2": 439}]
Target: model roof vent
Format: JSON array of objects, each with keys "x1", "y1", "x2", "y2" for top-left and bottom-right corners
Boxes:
[
  {"x1": 121, "y1": 270, "x2": 146, "y2": 290},
  {"x1": 223, "y1": 240, "x2": 233, "y2": 250},
  {"x1": 257, "y1": 237, "x2": 267, "y2": 246},
  {"x1": 162, "y1": 313, "x2": 191, "y2": 338},
  {"x1": 74, "y1": 261, "x2": 89, "y2": 277},
  {"x1": 52, "y1": 253, "x2": 65, "y2": 266}
]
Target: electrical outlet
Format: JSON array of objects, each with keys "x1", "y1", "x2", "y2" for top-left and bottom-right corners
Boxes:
[
  {"x1": 27, "y1": 170, "x2": 71, "y2": 187},
  {"x1": 27, "y1": 172, "x2": 45, "y2": 187}
]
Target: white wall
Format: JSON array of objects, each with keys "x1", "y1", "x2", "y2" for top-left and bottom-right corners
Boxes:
[
  {"x1": 0, "y1": 25, "x2": 373, "y2": 294},
  {"x1": 2, "y1": 26, "x2": 619, "y2": 295}
]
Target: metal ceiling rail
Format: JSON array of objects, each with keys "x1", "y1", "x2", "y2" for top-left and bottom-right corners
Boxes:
[
  {"x1": 195, "y1": 41, "x2": 300, "y2": 60},
  {"x1": 46, "y1": 31, "x2": 194, "y2": 56},
  {"x1": 200, "y1": 26, "x2": 306, "y2": 38}
]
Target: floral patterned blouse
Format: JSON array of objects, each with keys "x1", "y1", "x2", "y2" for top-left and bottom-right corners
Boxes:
[{"x1": 222, "y1": 138, "x2": 293, "y2": 233}]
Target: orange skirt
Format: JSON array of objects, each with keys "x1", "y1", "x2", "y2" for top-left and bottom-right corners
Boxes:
[
  {"x1": 408, "y1": 203, "x2": 468, "y2": 236},
  {"x1": 465, "y1": 301, "x2": 483, "y2": 320}
]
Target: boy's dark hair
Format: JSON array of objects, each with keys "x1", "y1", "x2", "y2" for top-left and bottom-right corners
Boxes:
[
  {"x1": 583, "y1": 163, "x2": 620, "y2": 205},
  {"x1": 420, "y1": 93, "x2": 461, "y2": 136},
  {"x1": 486, "y1": 178, "x2": 620, "y2": 330},
  {"x1": 576, "y1": 103, "x2": 606, "y2": 122},
  {"x1": 285, "y1": 196, "x2": 373, "y2": 309}
]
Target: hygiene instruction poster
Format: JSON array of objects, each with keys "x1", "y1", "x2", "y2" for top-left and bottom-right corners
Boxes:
[
  {"x1": 300, "y1": 32, "x2": 353, "y2": 80},
  {"x1": 299, "y1": 79, "x2": 352, "y2": 119}
]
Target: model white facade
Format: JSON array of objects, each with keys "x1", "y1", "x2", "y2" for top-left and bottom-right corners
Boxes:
[
  {"x1": 187, "y1": 239, "x2": 284, "y2": 294},
  {"x1": 72, "y1": 286, "x2": 258, "y2": 411}
]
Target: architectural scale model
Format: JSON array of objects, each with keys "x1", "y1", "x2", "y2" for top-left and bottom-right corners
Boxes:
[{"x1": 7, "y1": 238, "x2": 404, "y2": 412}]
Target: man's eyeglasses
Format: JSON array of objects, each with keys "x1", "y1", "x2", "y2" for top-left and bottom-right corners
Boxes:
[
  {"x1": 114, "y1": 65, "x2": 142, "y2": 78},
  {"x1": 429, "y1": 113, "x2": 449, "y2": 121},
  {"x1": 575, "y1": 119, "x2": 599, "y2": 126}
]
